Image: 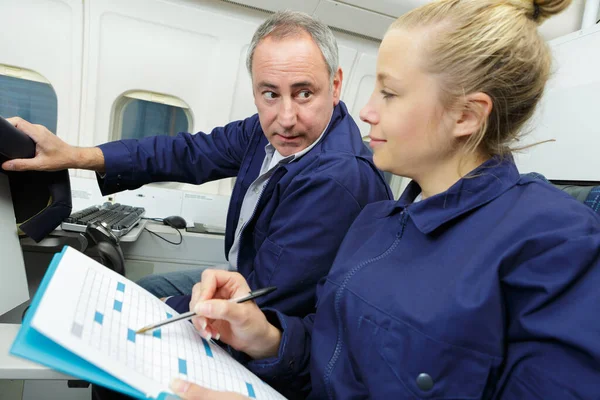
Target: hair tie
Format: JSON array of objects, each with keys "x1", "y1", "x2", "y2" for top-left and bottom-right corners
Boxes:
[{"x1": 532, "y1": 2, "x2": 541, "y2": 20}]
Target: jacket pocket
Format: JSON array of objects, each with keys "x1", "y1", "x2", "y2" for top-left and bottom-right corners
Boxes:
[
  {"x1": 358, "y1": 316, "x2": 493, "y2": 399},
  {"x1": 253, "y1": 228, "x2": 283, "y2": 285}
]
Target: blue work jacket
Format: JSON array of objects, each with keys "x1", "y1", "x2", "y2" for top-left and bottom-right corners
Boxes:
[
  {"x1": 246, "y1": 157, "x2": 600, "y2": 399},
  {"x1": 97, "y1": 101, "x2": 392, "y2": 317}
]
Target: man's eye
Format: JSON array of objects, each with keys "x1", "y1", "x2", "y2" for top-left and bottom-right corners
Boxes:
[
  {"x1": 263, "y1": 91, "x2": 278, "y2": 100},
  {"x1": 298, "y1": 90, "x2": 312, "y2": 99}
]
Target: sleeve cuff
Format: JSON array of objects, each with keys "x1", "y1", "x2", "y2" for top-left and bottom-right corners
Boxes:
[
  {"x1": 96, "y1": 141, "x2": 135, "y2": 195},
  {"x1": 243, "y1": 309, "x2": 305, "y2": 380},
  {"x1": 165, "y1": 295, "x2": 192, "y2": 314}
]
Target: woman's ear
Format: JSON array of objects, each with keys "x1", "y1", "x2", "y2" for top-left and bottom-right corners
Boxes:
[{"x1": 452, "y1": 92, "x2": 493, "y2": 138}]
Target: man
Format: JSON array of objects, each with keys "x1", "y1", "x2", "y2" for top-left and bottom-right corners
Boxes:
[{"x1": 2, "y1": 11, "x2": 392, "y2": 320}]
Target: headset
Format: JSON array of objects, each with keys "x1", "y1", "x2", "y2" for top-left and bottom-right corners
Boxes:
[{"x1": 82, "y1": 221, "x2": 126, "y2": 276}]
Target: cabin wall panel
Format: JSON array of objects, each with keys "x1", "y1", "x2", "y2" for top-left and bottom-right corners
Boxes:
[
  {"x1": 515, "y1": 24, "x2": 600, "y2": 181},
  {"x1": 0, "y1": 0, "x2": 82, "y2": 146}
]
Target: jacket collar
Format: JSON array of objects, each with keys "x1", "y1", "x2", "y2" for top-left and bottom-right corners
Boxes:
[
  {"x1": 273, "y1": 101, "x2": 370, "y2": 172},
  {"x1": 391, "y1": 156, "x2": 521, "y2": 234}
]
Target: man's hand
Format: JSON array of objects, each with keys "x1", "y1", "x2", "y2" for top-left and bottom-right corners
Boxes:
[
  {"x1": 188, "y1": 269, "x2": 282, "y2": 360},
  {"x1": 170, "y1": 379, "x2": 250, "y2": 399},
  {"x1": 1, "y1": 117, "x2": 105, "y2": 172}
]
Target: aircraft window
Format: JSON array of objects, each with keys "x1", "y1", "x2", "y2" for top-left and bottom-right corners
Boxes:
[
  {"x1": 0, "y1": 65, "x2": 58, "y2": 133},
  {"x1": 112, "y1": 91, "x2": 193, "y2": 140}
]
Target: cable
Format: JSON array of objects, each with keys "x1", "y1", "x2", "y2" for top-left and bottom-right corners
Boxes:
[
  {"x1": 22, "y1": 305, "x2": 30, "y2": 322},
  {"x1": 142, "y1": 217, "x2": 165, "y2": 222},
  {"x1": 144, "y1": 222, "x2": 183, "y2": 245}
]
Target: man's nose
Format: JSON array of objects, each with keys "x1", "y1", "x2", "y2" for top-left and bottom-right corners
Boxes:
[{"x1": 278, "y1": 98, "x2": 297, "y2": 130}]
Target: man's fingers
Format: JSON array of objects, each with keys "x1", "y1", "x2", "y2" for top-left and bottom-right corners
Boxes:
[
  {"x1": 1, "y1": 158, "x2": 41, "y2": 172},
  {"x1": 7, "y1": 117, "x2": 40, "y2": 141},
  {"x1": 7, "y1": 117, "x2": 26, "y2": 128}
]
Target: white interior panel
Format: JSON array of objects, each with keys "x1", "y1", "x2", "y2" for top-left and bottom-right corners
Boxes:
[
  {"x1": 230, "y1": 45, "x2": 256, "y2": 122},
  {"x1": 336, "y1": 0, "x2": 587, "y2": 42},
  {"x1": 515, "y1": 24, "x2": 600, "y2": 181},
  {"x1": 335, "y1": 32, "x2": 380, "y2": 134},
  {"x1": 83, "y1": 0, "x2": 268, "y2": 146},
  {"x1": 538, "y1": 0, "x2": 587, "y2": 41},
  {"x1": 342, "y1": 53, "x2": 378, "y2": 137},
  {"x1": 314, "y1": 0, "x2": 395, "y2": 40},
  {"x1": 79, "y1": 0, "x2": 270, "y2": 194},
  {"x1": 0, "y1": 0, "x2": 82, "y2": 146},
  {"x1": 219, "y1": 0, "x2": 321, "y2": 14},
  {"x1": 335, "y1": 0, "x2": 428, "y2": 18},
  {"x1": 337, "y1": 44, "x2": 359, "y2": 98},
  {"x1": 0, "y1": 176, "x2": 29, "y2": 316}
]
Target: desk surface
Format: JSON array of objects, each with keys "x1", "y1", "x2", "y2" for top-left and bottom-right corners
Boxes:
[
  {"x1": 0, "y1": 323, "x2": 73, "y2": 380},
  {"x1": 19, "y1": 219, "x2": 148, "y2": 250},
  {"x1": 57, "y1": 218, "x2": 147, "y2": 242}
]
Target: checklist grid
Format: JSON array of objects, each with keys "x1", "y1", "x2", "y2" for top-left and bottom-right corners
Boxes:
[{"x1": 70, "y1": 269, "x2": 276, "y2": 398}]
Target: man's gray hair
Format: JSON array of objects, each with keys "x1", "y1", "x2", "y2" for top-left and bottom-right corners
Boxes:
[{"x1": 246, "y1": 11, "x2": 339, "y2": 86}]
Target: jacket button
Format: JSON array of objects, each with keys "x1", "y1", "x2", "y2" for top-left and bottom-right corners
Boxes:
[{"x1": 416, "y1": 373, "x2": 434, "y2": 391}]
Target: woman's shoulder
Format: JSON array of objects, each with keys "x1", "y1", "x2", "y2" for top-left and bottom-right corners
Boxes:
[{"x1": 513, "y1": 177, "x2": 600, "y2": 224}]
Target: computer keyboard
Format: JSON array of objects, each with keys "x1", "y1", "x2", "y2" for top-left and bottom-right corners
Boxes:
[{"x1": 61, "y1": 203, "x2": 146, "y2": 236}]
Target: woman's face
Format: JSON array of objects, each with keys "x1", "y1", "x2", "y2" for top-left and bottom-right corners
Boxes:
[{"x1": 360, "y1": 29, "x2": 458, "y2": 179}]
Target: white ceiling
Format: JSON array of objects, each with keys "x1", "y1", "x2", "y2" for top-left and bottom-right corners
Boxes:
[
  {"x1": 223, "y1": 0, "x2": 596, "y2": 42},
  {"x1": 335, "y1": 0, "x2": 592, "y2": 41}
]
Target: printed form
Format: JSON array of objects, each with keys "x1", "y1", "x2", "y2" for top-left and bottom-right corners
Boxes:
[{"x1": 31, "y1": 247, "x2": 285, "y2": 399}]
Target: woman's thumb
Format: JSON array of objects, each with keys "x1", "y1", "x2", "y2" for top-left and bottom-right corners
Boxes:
[{"x1": 170, "y1": 378, "x2": 231, "y2": 399}]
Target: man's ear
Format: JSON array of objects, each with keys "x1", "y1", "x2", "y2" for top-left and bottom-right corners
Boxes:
[
  {"x1": 452, "y1": 92, "x2": 493, "y2": 138},
  {"x1": 332, "y1": 67, "x2": 343, "y2": 106}
]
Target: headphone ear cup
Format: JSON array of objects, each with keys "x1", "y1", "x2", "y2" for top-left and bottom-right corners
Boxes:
[
  {"x1": 95, "y1": 241, "x2": 126, "y2": 276},
  {"x1": 84, "y1": 222, "x2": 125, "y2": 276},
  {"x1": 86, "y1": 221, "x2": 119, "y2": 245}
]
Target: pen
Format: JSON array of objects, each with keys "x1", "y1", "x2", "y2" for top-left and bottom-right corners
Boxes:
[{"x1": 136, "y1": 286, "x2": 277, "y2": 334}]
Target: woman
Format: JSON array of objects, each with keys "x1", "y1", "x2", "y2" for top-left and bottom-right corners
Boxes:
[{"x1": 172, "y1": 0, "x2": 600, "y2": 398}]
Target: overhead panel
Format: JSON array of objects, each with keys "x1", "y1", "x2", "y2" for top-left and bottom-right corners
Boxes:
[
  {"x1": 313, "y1": 0, "x2": 394, "y2": 40},
  {"x1": 334, "y1": 0, "x2": 428, "y2": 18},
  {"x1": 219, "y1": 0, "x2": 321, "y2": 14}
]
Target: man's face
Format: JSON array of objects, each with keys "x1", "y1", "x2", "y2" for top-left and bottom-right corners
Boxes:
[{"x1": 251, "y1": 31, "x2": 342, "y2": 156}]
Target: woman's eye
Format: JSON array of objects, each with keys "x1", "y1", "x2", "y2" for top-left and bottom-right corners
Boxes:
[{"x1": 380, "y1": 90, "x2": 395, "y2": 100}]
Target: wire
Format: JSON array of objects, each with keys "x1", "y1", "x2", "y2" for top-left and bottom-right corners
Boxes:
[
  {"x1": 22, "y1": 305, "x2": 30, "y2": 322},
  {"x1": 143, "y1": 217, "x2": 165, "y2": 222},
  {"x1": 144, "y1": 222, "x2": 183, "y2": 245}
]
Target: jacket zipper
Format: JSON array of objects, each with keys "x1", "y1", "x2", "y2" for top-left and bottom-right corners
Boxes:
[
  {"x1": 235, "y1": 174, "x2": 273, "y2": 268},
  {"x1": 324, "y1": 211, "x2": 409, "y2": 399}
]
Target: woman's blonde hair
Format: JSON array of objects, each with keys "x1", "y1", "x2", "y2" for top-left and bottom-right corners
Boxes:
[{"x1": 391, "y1": 0, "x2": 571, "y2": 157}]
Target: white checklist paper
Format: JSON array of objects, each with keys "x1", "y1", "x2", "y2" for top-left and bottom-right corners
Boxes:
[{"x1": 31, "y1": 247, "x2": 284, "y2": 399}]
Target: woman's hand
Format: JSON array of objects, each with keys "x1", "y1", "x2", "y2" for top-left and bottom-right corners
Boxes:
[
  {"x1": 189, "y1": 269, "x2": 281, "y2": 360},
  {"x1": 170, "y1": 378, "x2": 250, "y2": 399}
]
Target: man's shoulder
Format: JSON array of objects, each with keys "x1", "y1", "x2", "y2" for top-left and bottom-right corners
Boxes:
[
  {"x1": 291, "y1": 149, "x2": 388, "y2": 201},
  {"x1": 224, "y1": 113, "x2": 262, "y2": 135},
  {"x1": 304, "y1": 148, "x2": 372, "y2": 177}
]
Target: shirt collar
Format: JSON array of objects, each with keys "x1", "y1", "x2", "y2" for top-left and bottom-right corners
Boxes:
[
  {"x1": 264, "y1": 111, "x2": 333, "y2": 167},
  {"x1": 391, "y1": 156, "x2": 521, "y2": 234}
]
